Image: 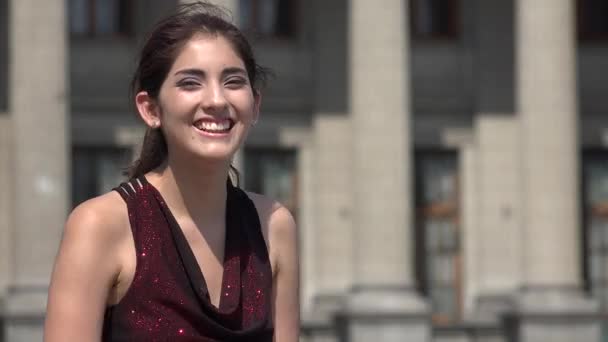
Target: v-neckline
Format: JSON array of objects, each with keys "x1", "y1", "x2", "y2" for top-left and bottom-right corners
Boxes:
[{"x1": 139, "y1": 175, "x2": 242, "y2": 314}]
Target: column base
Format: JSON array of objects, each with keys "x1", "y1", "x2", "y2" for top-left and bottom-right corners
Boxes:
[
  {"x1": 3, "y1": 286, "x2": 47, "y2": 342},
  {"x1": 473, "y1": 292, "x2": 515, "y2": 323},
  {"x1": 336, "y1": 286, "x2": 430, "y2": 342},
  {"x1": 301, "y1": 293, "x2": 345, "y2": 342},
  {"x1": 504, "y1": 287, "x2": 601, "y2": 342}
]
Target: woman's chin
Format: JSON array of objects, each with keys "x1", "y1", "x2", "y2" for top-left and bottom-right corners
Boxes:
[
  {"x1": 169, "y1": 131, "x2": 243, "y2": 164},
  {"x1": 188, "y1": 145, "x2": 239, "y2": 163},
  {"x1": 189, "y1": 127, "x2": 244, "y2": 159}
]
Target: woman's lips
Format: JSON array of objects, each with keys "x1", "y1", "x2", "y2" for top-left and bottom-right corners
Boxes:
[{"x1": 193, "y1": 118, "x2": 234, "y2": 135}]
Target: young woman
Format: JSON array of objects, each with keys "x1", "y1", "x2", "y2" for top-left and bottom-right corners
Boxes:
[{"x1": 44, "y1": 2, "x2": 299, "y2": 341}]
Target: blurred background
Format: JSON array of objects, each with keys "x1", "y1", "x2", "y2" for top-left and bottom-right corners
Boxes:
[{"x1": 0, "y1": 0, "x2": 607, "y2": 341}]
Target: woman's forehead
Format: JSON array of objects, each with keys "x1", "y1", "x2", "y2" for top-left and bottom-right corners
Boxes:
[{"x1": 170, "y1": 35, "x2": 245, "y2": 72}]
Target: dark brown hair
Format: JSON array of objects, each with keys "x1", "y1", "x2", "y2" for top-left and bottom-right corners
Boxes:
[{"x1": 127, "y1": 1, "x2": 269, "y2": 182}]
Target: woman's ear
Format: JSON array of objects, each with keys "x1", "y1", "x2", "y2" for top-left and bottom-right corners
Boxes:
[{"x1": 135, "y1": 91, "x2": 161, "y2": 129}]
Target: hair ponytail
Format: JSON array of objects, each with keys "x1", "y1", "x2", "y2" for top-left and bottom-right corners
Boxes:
[{"x1": 127, "y1": 127, "x2": 167, "y2": 179}]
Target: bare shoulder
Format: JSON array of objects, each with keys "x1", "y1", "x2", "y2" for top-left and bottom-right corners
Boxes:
[
  {"x1": 52, "y1": 189, "x2": 130, "y2": 294},
  {"x1": 245, "y1": 192, "x2": 298, "y2": 273},
  {"x1": 64, "y1": 190, "x2": 129, "y2": 243},
  {"x1": 245, "y1": 192, "x2": 297, "y2": 238},
  {"x1": 45, "y1": 190, "x2": 130, "y2": 341},
  {"x1": 56, "y1": 190, "x2": 132, "y2": 278}
]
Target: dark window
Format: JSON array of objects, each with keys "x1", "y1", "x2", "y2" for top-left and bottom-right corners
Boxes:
[
  {"x1": 410, "y1": 0, "x2": 460, "y2": 40},
  {"x1": 72, "y1": 146, "x2": 131, "y2": 207},
  {"x1": 578, "y1": 0, "x2": 608, "y2": 42},
  {"x1": 69, "y1": 0, "x2": 133, "y2": 37},
  {"x1": 415, "y1": 151, "x2": 461, "y2": 324},
  {"x1": 244, "y1": 148, "x2": 298, "y2": 218},
  {"x1": 239, "y1": 0, "x2": 297, "y2": 39},
  {"x1": 582, "y1": 151, "x2": 608, "y2": 340}
]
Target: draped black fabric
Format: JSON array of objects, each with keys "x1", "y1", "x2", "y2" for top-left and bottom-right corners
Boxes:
[{"x1": 102, "y1": 177, "x2": 273, "y2": 341}]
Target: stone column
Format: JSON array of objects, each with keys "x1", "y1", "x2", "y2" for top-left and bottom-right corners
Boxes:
[
  {"x1": 0, "y1": 115, "x2": 12, "y2": 299},
  {"x1": 5, "y1": 0, "x2": 68, "y2": 341},
  {"x1": 340, "y1": 0, "x2": 429, "y2": 341},
  {"x1": 511, "y1": 0, "x2": 601, "y2": 341}
]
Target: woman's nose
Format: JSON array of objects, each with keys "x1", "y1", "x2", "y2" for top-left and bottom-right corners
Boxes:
[{"x1": 201, "y1": 82, "x2": 228, "y2": 112}]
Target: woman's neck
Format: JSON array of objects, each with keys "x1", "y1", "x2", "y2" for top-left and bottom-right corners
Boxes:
[{"x1": 148, "y1": 155, "x2": 232, "y2": 228}]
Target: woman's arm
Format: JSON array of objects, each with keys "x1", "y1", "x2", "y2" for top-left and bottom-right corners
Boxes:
[
  {"x1": 44, "y1": 193, "x2": 127, "y2": 342},
  {"x1": 268, "y1": 206, "x2": 300, "y2": 342}
]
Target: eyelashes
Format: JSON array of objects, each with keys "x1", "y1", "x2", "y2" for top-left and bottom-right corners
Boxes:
[
  {"x1": 176, "y1": 79, "x2": 201, "y2": 89},
  {"x1": 175, "y1": 77, "x2": 248, "y2": 90},
  {"x1": 225, "y1": 77, "x2": 248, "y2": 88}
]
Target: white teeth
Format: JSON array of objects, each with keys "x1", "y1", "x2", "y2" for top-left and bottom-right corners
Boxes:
[{"x1": 196, "y1": 120, "x2": 230, "y2": 131}]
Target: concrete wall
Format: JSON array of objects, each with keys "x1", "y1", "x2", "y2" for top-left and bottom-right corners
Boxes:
[
  {"x1": 253, "y1": 0, "x2": 315, "y2": 115},
  {"x1": 579, "y1": 46, "x2": 608, "y2": 116},
  {"x1": 581, "y1": 115, "x2": 608, "y2": 148},
  {"x1": 70, "y1": 40, "x2": 134, "y2": 114},
  {"x1": 412, "y1": 44, "x2": 474, "y2": 115},
  {"x1": 70, "y1": 0, "x2": 177, "y2": 116},
  {"x1": 411, "y1": 0, "x2": 475, "y2": 116}
]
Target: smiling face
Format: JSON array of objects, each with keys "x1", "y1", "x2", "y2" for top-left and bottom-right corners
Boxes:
[{"x1": 140, "y1": 34, "x2": 260, "y2": 164}]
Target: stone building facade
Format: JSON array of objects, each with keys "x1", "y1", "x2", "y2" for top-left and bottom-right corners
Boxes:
[{"x1": 0, "y1": 0, "x2": 607, "y2": 341}]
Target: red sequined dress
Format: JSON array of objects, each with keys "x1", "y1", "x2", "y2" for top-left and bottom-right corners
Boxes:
[{"x1": 102, "y1": 176, "x2": 273, "y2": 341}]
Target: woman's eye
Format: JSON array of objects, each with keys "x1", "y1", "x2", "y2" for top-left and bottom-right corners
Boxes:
[
  {"x1": 225, "y1": 78, "x2": 247, "y2": 88},
  {"x1": 177, "y1": 79, "x2": 200, "y2": 89}
]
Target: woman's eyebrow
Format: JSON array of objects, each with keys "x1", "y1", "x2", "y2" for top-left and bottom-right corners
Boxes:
[
  {"x1": 221, "y1": 67, "x2": 247, "y2": 77},
  {"x1": 173, "y1": 67, "x2": 246, "y2": 78},
  {"x1": 174, "y1": 68, "x2": 205, "y2": 77}
]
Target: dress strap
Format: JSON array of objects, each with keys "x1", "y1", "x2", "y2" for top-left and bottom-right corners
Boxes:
[{"x1": 113, "y1": 178, "x2": 145, "y2": 202}]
